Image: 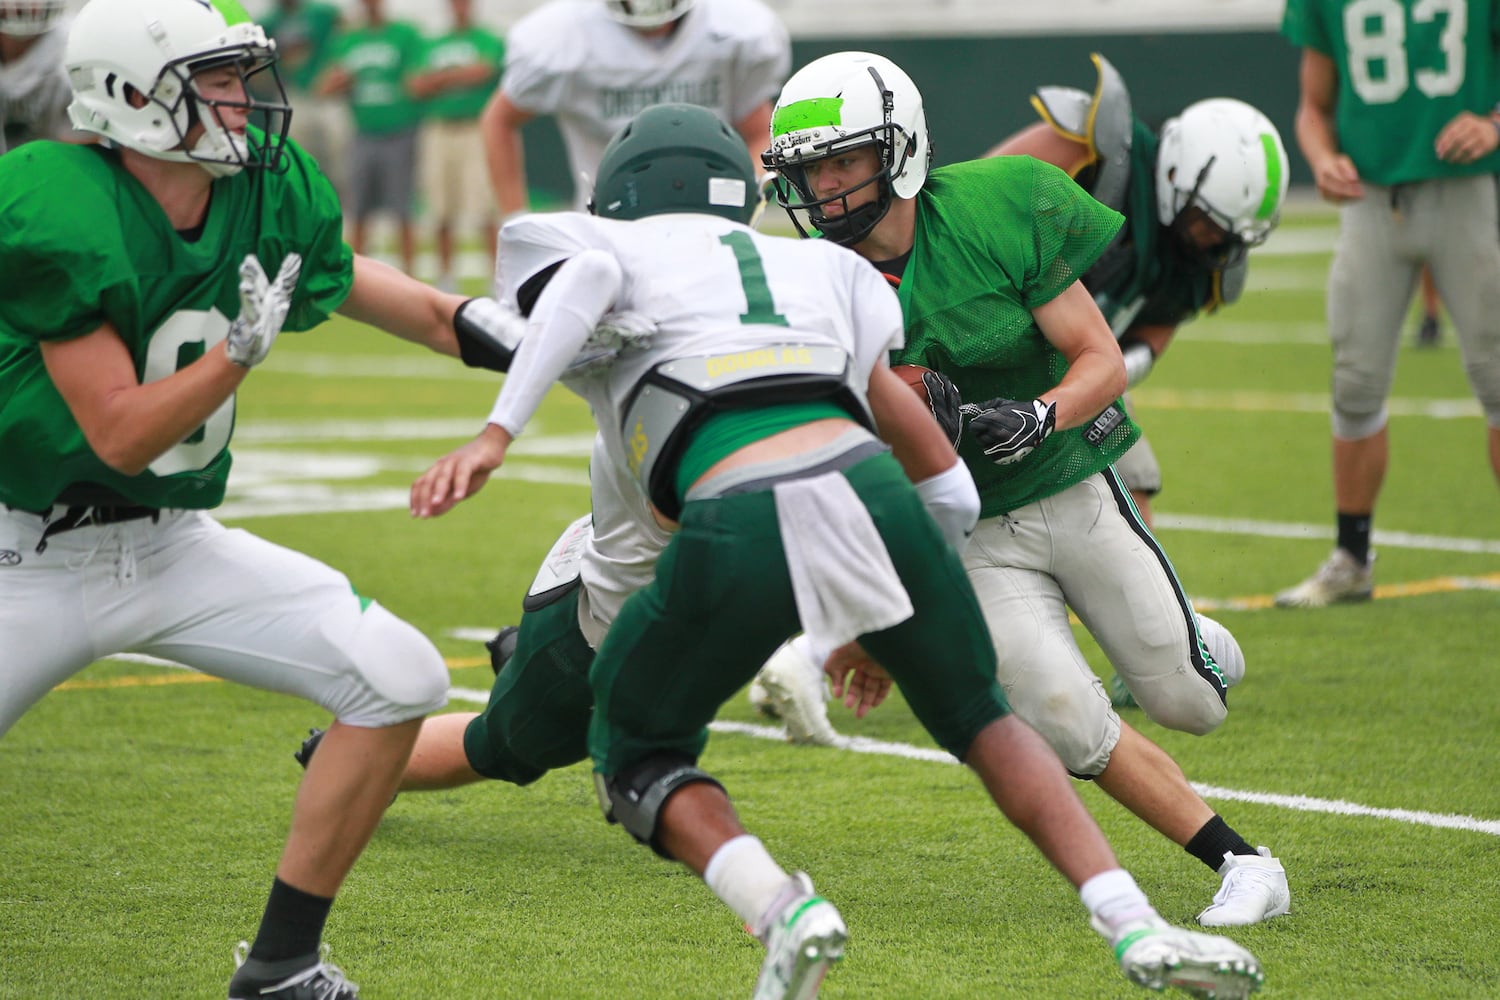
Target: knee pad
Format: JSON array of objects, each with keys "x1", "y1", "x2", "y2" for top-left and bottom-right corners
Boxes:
[
  {"x1": 1331, "y1": 396, "x2": 1388, "y2": 441},
  {"x1": 1012, "y1": 685, "x2": 1116, "y2": 777},
  {"x1": 344, "y1": 601, "x2": 449, "y2": 724},
  {"x1": 593, "y1": 753, "x2": 724, "y2": 859},
  {"x1": 1463, "y1": 358, "x2": 1500, "y2": 426}
]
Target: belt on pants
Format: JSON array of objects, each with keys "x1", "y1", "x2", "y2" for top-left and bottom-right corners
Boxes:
[{"x1": 6, "y1": 504, "x2": 163, "y2": 554}]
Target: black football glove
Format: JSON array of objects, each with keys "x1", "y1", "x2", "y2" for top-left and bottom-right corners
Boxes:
[
  {"x1": 968, "y1": 398, "x2": 1057, "y2": 465},
  {"x1": 919, "y1": 369, "x2": 968, "y2": 449}
]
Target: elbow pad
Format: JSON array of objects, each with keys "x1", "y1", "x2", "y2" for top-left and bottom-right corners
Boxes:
[
  {"x1": 1121, "y1": 340, "x2": 1156, "y2": 389},
  {"x1": 454, "y1": 297, "x2": 525, "y2": 372},
  {"x1": 914, "y1": 460, "x2": 980, "y2": 552}
]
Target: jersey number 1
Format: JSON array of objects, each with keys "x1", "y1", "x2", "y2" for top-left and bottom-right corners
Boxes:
[{"x1": 718, "y1": 232, "x2": 790, "y2": 327}]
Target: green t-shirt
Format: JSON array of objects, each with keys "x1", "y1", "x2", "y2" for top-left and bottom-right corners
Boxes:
[
  {"x1": 0, "y1": 135, "x2": 353, "y2": 511},
  {"x1": 261, "y1": 1, "x2": 342, "y2": 93},
  {"x1": 329, "y1": 20, "x2": 424, "y2": 134},
  {"x1": 890, "y1": 156, "x2": 1137, "y2": 516},
  {"x1": 1084, "y1": 120, "x2": 1219, "y2": 331},
  {"x1": 420, "y1": 27, "x2": 505, "y2": 122},
  {"x1": 1282, "y1": 0, "x2": 1500, "y2": 184}
]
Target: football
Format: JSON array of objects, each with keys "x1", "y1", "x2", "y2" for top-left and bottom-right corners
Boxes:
[{"x1": 892, "y1": 363, "x2": 933, "y2": 403}]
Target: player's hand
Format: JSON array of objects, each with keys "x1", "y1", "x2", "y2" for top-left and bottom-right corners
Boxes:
[
  {"x1": 1435, "y1": 110, "x2": 1500, "y2": 165},
  {"x1": 920, "y1": 369, "x2": 968, "y2": 449},
  {"x1": 410, "y1": 424, "x2": 511, "y2": 518},
  {"x1": 825, "y1": 641, "x2": 892, "y2": 718},
  {"x1": 968, "y1": 398, "x2": 1057, "y2": 465},
  {"x1": 225, "y1": 252, "x2": 301, "y2": 368},
  {"x1": 1311, "y1": 153, "x2": 1363, "y2": 203}
]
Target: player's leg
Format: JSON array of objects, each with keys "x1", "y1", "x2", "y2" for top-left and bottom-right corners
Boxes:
[
  {"x1": 1425, "y1": 174, "x2": 1500, "y2": 493},
  {"x1": 1278, "y1": 190, "x2": 1418, "y2": 607},
  {"x1": 132, "y1": 512, "x2": 447, "y2": 996},
  {"x1": 1113, "y1": 395, "x2": 1162, "y2": 529},
  {"x1": 588, "y1": 490, "x2": 846, "y2": 998}
]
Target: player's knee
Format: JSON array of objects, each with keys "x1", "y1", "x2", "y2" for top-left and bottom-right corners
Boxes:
[
  {"x1": 340, "y1": 602, "x2": 449, "y2": 725},
  {"x1": 1463, "y1": 360, "x2": 1500, "y2": 425},
  {"x1": 1015, "y1": 691, "x2": 1114, "y2": 776},
  {"x1": 1133, "y1": 682, "x2": 1227, "y2": 736},
  {"x1": 1330, "y1": 383, "x2": 1388, "y2": 440},
  {"x1": 462, "y1": 713, "x2": 550, "y2": 786},
  {"x1": 594, "y1": 753, "x2": 724, "y2": 859}
]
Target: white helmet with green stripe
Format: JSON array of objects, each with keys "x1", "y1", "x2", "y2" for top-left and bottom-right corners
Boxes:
[
  {"x1": 1155, "y1": 98, "x2": 1288, "y2": 267},
  {"x1": 64, "y1": 0, "x2": 290, "y2": 177},
  {"x1": 763, "y1": 51, "x2": 930, "y2": 246}
]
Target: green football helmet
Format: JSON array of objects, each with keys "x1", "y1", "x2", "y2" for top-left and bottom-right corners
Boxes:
[{"x1": 589, "y1": 103, "x2": 758, "y2": 224}]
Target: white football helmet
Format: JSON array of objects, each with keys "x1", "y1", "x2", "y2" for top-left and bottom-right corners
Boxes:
[
  {"x1": 1155, "y1": 98, "x2": 1289, "y2": 267},
  {"x1": 763, "y1": 50, "x2": 930, "y2": 246},
  {"x1": 64, "y1": 0, "x2": 290, "y2": 178},
  {"x1": 0, "y1": 0, "x2": 66, "y2": 36},
  {"x1": 603, "y1": 0, "x2": 695, "y2": 28}
]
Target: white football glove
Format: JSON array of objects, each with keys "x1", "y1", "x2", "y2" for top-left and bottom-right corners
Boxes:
[{"x1": 225, "y1": 252, "x2": 302, "y2": 368}]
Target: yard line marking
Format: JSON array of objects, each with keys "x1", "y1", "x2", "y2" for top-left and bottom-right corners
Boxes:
[
  {"x1": 1134, "y1": 386, "x2": 1483, "y2": 419},
  {"x1": 1157, "y1": 514, "x2": 1500, "y2": 556}
]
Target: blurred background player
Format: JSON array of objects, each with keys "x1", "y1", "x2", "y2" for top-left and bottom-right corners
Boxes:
[
  {"x1": 409, "y1": 0, "x2": 504, "y2": 290},
  {"x1": 987, "y1": 54, "x2": 1289, "y2": 530},
  {"x1": 316, "y1": 0, "x2": 424, "y2": 274},
  {"x1": 0, "y1": 0, "x2": 76, "y2": 155},
  {"x1": 759, "y1": 50, "x2": 1290, "y2": 928},
  {"x1": 1277, "y1": 0, "x2": 1500, "y2": 607},
  {"x1": 479, "y1": 0, "x2": 789, "y2": 217},
  {"x1": 259, "y1": 0, "x2": 348, "y2": 196}
]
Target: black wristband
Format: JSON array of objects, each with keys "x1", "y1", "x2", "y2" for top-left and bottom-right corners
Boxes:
[{"x1": 453, "y1": 298, "x2": 515, "y2": 373}]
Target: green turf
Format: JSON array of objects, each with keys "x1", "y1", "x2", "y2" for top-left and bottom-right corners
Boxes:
[{"x1": 1, "y1": 203, "x2": 1497, "y2": 998}]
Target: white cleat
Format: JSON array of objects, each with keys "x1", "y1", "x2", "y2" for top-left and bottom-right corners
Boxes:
[
  {"x1": 753, "y1": 873, "x2": 847, "y2": 1000},
  {"x1": 753, "y1": 641, "x2": 842, "y2": 747},
  {"x1": 1274, "y1": 548, "x2": 1374, "y2": 608},
  {"x1": 1197, "y1": 848, "x2": 1291, "y2": 927},
  {"x1": 1114, "y1": 919, "x2": 1264, "y2": 999}
]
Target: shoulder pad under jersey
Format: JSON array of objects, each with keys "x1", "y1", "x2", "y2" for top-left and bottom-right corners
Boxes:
[{"x1": 1030, "y1": 52, "x2": 1134, "y2": 214}]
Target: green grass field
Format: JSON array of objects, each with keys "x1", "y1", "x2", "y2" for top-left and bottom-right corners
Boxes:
[{"x1": 2, "y1": 201, "x2": 1498, "y2": 999}]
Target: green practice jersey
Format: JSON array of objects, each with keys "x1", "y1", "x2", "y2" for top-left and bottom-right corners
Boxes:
[
  {"x1": 420, "y1": 27, "x2": 505, "y2": 122},
  {"x1": 1084, "y1": 121, "x2": 1222, "y2": 331},
  {"x1": 890, "y1": 156, "x2": 1138, "y2": 516},
  {"x1": 0, "y1": 135, "x2": 353, "y2": 512},
  {"x1": 1282, "y1": 0, "x2": 1500, "y2": 185},
  {"x1": 330, "y1": 21, "x2": 425, "y2": 135}
]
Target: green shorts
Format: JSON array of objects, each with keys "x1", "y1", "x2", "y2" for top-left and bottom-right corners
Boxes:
[
  {"x1": 463, "y1": 586, "x2": 596, "y2": 785},
  {"x1": 588, "y1": 452, "x2": 1009, "y2": 775}
]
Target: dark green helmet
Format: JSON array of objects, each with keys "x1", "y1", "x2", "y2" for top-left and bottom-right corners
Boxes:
[{"x1": 589, "y1": 103, "x2": 758, "y2": 224}]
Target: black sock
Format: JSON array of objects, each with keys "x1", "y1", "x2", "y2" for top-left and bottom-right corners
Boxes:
[
  {"x1": 1185, "y1": 815, "x2": 1257, "y2": 871},
  {"x1": 1336, "y1": 511, "x2": 1372, "y2": 565},
  {"x1": 247, "y1": 877, "x2": 333, "y2": 965}
]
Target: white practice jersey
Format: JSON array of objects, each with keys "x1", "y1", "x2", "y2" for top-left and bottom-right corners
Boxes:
[
  {"x1": 500, "y1": 0, "x2": 789, "y2": 207},
  {"x1": 490, "y1": 208, "x2": 906, "y2": 523},
  {"x1": 578, "y1": 433, "x2": 671, "y2": 642},
  {"x1": 0, "y1": 18, "x2": 72, "y2": 155}
]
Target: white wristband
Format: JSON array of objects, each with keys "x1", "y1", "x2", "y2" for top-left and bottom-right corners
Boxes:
[
  {"x1": 914, "y1": 459, "x2": 980, "y2": 552},
  {"x1": 1121, "y1": 341, "x2": 1156, "y2": 389}
]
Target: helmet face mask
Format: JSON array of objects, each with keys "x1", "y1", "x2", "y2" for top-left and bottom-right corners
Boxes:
[
  {"x1": 64, "y1": 0, "x2": 293, "y2": 178},
  {"x1": 1155, "y1": 98, "x2": 1288, "y2": 270},
  {"x1": 764, "y1": 52, "x2": 929, "y2": 247},
  {"x1": 603, "y1": 0, "x2": 695, "y2": 29},
  {"x1": 590, "y1": 102, "x2": 758, "y2": 224},
  {"x1": 0, "y1": 0, "x2": 66, "y2": 37}
]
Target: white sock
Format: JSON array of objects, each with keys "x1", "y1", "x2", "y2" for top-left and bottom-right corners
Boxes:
[
  {"x1": 1079, "y1": 868, "x2": 1159, "y2": 941},
  {"x1": 703, "y1": 835, "x2": 790, "y2": 932}
]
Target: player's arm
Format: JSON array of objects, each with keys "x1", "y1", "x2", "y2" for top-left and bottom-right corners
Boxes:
[
  {"x1": 1294, "y1": 47, "x2": 1362, "y2": 202},
  {"x1": 480, "y1": 91, "x2": 536, "y2": 220},
  {"x1": 734, "y1": 100, "x2": 774, "y2": 163},
  {"x1": 984, "y1": 121, "x2": 1093, "y2": 175},
  {"x1": 1030, "y1": 282, "x2": 1127, "y2": 429},
  {"x1": 1117, "y1": 321, "x2": 1178, "y2": 388},
  {"x1": 337, "y1": 255, "x2": 467, "y2": 357},
  {"x1": 40, "y1": 323, "x2": 247, "y2": 476}
]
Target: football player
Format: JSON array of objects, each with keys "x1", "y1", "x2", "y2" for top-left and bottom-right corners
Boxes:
[
  {"x1": 406, "y1": 101, "x2": 1265, "y2": 1000},
  {"x1": 0, "y1": 0, "x2": 520, "y2": 996},
  {"x1": 758, "y1": 51, "x2": 1290, "y2": 932},
  {"x1": 480, "y1": 0, "x2": 790, "y2": 218},
  {"x1": 987, "y1": 54, "x2": 1288, "y2": 529}
]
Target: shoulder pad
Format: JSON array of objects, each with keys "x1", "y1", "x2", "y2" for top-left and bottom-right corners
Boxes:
[
  {"x1": 1030, "y1": 53, "x2": 1134, "y2": 213},
  {"x1": 496, "y1": 213, "x2": 609, "y2": 306}
]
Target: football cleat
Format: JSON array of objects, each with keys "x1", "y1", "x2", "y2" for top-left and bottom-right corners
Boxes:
[
  {"x1": 753, "y1": 642, "x2": 842, "y2": 747},
  {"x1": 229, "y1": 942, "x2": 358, "y2": 999},
  {"x1": 1274, "y1": 548, "x2": 1374, "y2": 608},
  {"x1": 1197, "y1": 848, "x2": 1290, "y2": 927},
  {"x1": 753, "y1": 873, "x2": 847, "y2": 1000},
  {"x1": 485, "y1": 625, "x2": 520, "y2": 677},
  {"x1": 293, "y1": 728, "x2": 324, "y2": 770},
  {"x1": 1415, "y1": 314, "x2": 1441, "y2": 348},
  {"x1": 1112, "y1": 919, "x2": 1264, "y2": 999}
]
